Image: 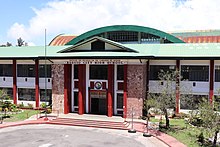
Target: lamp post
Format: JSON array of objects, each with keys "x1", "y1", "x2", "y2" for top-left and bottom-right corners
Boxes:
[
  {"x1": 143, "y1": 116, "x2": 151, "y2": 137},
  {"x1": 128, "y1": 107, "x2": 136, "y2": 133},
  {"x1": 44, "y1": 29, "x2": 48, "y2": 121}
]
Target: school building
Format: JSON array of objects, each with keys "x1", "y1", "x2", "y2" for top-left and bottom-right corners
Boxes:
[{"x1": 1, "y1": 25, "x2": 220, "y2": 118}]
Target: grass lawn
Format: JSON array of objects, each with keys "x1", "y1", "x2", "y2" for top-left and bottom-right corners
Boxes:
[
  {"x1": 2, "y1": 110, "x2": 40, "y2": 122},
  {"x1": 149, "y1": 117, "x2": 213, "y2": 147}
]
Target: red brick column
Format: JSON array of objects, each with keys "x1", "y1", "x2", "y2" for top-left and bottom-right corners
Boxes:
[
  {"x1": 64, "y1": 64, "x2": 71, "y2": 114},
  {"x1": 35, "y1": 59, "x2": 39, "y2": 108},
  {"x1": 175, "y1": 60, "x2": 180, "y2": 114},
  {"x1": 127, "y1": 65, "x2": 146, "y2": 118},
  {"x1": 123, "y1": 64, "x2": 127, "y2": 118},
  {"x1": 51, "y1": 64, "x2": 65, "y2": 113},
  {"x1": 13, "y1": 59, "x2": 17, "y2": 105},
  {"x1": 108, "y1": 64, "x2": 114, "y2": 117},
  {"x1": 209, "y1": 60, "x2": 214, "y2": 104}
]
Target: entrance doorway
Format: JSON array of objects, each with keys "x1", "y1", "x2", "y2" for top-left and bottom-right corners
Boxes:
[
  {"x1": 89, "y1": 65, "x2": 108, "y2": 115},
  {"x1": 90, "y1": 91, "x2": 107, "y2": 114}
]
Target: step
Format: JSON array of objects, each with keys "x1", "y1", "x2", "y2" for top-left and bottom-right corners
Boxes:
[
  {"x1": 52, "y1": 119, "x2": 126, "y2": 126},
  {"x1": 48, "y1": 118, "x2": 128, "y2": 130},
  {"x1": 52, "y1": 118, "x2": 124, "y2": 125},
  {"x1": 50, "y1": 121, "x2": 125, "y2": 128},
  {"x1": 48, "y1": 121, "x2": 127, "y2": 129}
]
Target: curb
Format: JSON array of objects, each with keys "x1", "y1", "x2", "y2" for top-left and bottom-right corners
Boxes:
[{"x1": 131, "y1": 122, "x2": 187, "y2": 147}]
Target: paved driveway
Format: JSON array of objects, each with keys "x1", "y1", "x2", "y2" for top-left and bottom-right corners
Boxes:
[{"x1": 0, "y1": 124, "x2": 168, "y2": 147}]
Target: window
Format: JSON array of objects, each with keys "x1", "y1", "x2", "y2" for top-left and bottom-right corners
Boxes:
[
  {"x1": 18, "y1": 88, "x2": 35, "y2": 101},
  {"x1": 215, "y1": 66, "x2": 220, "y2": 82},
  {"x1": 91, "y1": 41, "x2": 105, "y2": 51},
  {"x1": 39, "y1": 65, "x2": 51, "y2": 78},
  {"x1": 74, "y1": 92, "x2": 78, "y2": 106},
  {"x1": 0, "y1": 88, "x2": 13, "y2": 100},
  {"x1": 89, "y1": 65, "x2": 108, "y2": 80},
  {"x1": 141, "y1": 33, "x2": 161, "y2": 44},
  {"x1": 40, "y1": 89, "x2": 52, "y2": 102},
  {"x1": 0, "y1": 64, "x2": 12, "y2": 76},
  {"x1": 17, "y1": 64, "x2": 35, "y2": 77},
  {"x1": 117, "y1": 65, "x2": 124, "y2": 80},
  {"x1": 107, "y1": 31, "x2": 138, "y2": 42},
  {"x1": 117, "y1": 93, "x2": 123, "y2": 109},
  {"x1": 181, "y1": 66, "x2": 209, "y2": 81},
  {"x1": 149, "y1": 65, "x2": 176, "y2": 80},
  {"x1": 74, "y1": 65, "x2": 78, "y2": 79}
]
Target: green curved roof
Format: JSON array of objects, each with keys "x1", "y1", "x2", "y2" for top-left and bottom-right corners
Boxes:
[{"x1": 65, "y1": 25, "x2": 185, "y2": 45}]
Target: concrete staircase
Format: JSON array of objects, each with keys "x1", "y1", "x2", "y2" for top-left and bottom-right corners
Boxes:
[{"x1": 48, "y1": 118, "x2": 129, "y2": 130}]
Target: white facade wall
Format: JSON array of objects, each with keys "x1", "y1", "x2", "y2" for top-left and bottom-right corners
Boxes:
[
  {"x1": 1, "y1": 59, "x2": 220, "y2": 108},
  {"x1": 0, "y1": 77, "x2": 13, "y2": 87},
  {"x1": 0, "y1": 60, "x2": 52, "y2": 107},
  {"x1": 149, "y1": 60, "x2": 210, "y2": 96},
  {"x1": 149, "y1": 60, "x2": 176, "y2": 93}
]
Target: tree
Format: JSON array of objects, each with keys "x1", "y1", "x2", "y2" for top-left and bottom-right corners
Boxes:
[
  {"x1": 146, "y1": 70, "x2": 177, "y2": 128},
  {"x1": 0, "y1": 89, "x2": 8, "y2": 101},
  {"x1": 0, "y1": 42, "x2": 12, "y2": 47},
  {"x1": 198, "y1": 100, "x2": 220, "y2": 147},
  {"x1": 6, "y1": 42, "x2": 12, "y2": 47},
  {"x1": 17, "y1": 37, "x2": 25, "y2": 47}
]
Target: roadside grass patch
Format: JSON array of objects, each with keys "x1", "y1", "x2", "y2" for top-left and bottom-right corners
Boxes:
[
  {"x1": 149, "y1": 117, "x2": 213, "y2": 147},
  {"x1": 3, "y1": 110, "x2": 39, "y2": 122}
]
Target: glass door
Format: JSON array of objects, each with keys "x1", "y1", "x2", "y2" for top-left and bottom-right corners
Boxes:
[{"x1": 89, "y1": 65, "x2": 108, "y2": 115}]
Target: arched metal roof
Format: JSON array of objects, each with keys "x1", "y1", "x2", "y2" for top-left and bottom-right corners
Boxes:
[
  {"x1": 49, "y1": 34, "x2": 77, "y2": 46},
  {"x1": 65, "y1": 25, "x2": 185, "y2": 45}
]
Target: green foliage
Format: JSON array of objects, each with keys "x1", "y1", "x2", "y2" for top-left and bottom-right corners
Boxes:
[
  {"x1": 46, "y1": 108, "x2": 52, "y2": 114},
  {"x1": 213, "y1": 95, "x2": 220, "y2": 111},
  {"x1": 17, "y1": 103, "x2": 33, "y2": 109},
  {"x1": 199, "y1": 101, "x2": 219, "y2": 130},
  {"x1": 3, "y1": 110, "x2": 39, "y2": 122},
  {"x1": 0, "y1": 89, "x2": 8, "y2": 100},
  {"x1": 27, "y1": 103, "x2": 33, "y2": 109},
  {"x1": 18, "y1": 103, "x2": 24, "y2": 108},
  {"x1": 2, "y1": 101, "x2": 12, "y2": 110},
  {"x1": 159, "y1": 118, "x2": 213, "y2": 147},
  {"x1": 197, "y1": 132, "x2": 205, "y2": 144},
  {"x1": 40, "y1": 102, "x2": 47, "y2": 108},
  {"x1": 173, "y1": 112, "x2": 189, "y2": 119},
  {"x1": 17, "y1": 37, "x2": 25, "y2": 47},
  {"x1": 198, "y1": 100, "x2": 220, "y2": 146},
  {"x1": 10, "y1": 104, "x2": 18, "y2": 112},
  {"x1": 146, "y1": 70, "x2": 178, "y2": 128}
]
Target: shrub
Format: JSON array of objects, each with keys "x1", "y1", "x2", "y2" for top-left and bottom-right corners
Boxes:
[
  {"x1": 174, "y1": 112, "x2": 189, "y2": 119},
  {"x1": 2, "y1": 101, "x2": 12, "y2": 110},
  {"x1": 40, "y1": 103, "x2": 47, "y2": 108},
  {"x1": 197, "y1": 132, "x2": 205, "y2": 144},
  {"x1": 27, "y1": 103, "x2": 33, "y2": 109},
  {"x1": 10, "y1": 104, "x2": 18, "y2": 112},
  {"x1": 148, "y1": 107, "x2": 162, "y2": 116},
  {"x1": 46, "y1": 108, "x2": 52, "y2": 114},
  {"x1": 18, "y1": 103, "x2": 24, "y2": 108}
]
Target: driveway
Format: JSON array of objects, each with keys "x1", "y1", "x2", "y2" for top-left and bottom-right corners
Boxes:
[{"x1": 0, "y1": 124, "x2": 168, "y2": 147}]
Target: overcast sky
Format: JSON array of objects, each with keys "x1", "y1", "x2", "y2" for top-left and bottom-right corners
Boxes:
[{"x1": 0, "y1": 0, "x2": 219, "y2": 46}]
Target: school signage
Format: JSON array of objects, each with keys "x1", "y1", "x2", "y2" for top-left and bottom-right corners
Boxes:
[{"x1": 64, "y1": 59, "x2": 127, "y2": 64}]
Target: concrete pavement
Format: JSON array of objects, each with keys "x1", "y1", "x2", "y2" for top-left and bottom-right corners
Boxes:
[
  {"x1": 0, "y1": 114, "x2": 187, "y2": 147},
  {"x1": 0, "y1": 124, "x2": 168, "y2": 147}
]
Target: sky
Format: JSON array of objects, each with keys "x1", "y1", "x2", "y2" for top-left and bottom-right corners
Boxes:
[{"x1": 0, "y1": 0, "x2": 220, "y2": 46}]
